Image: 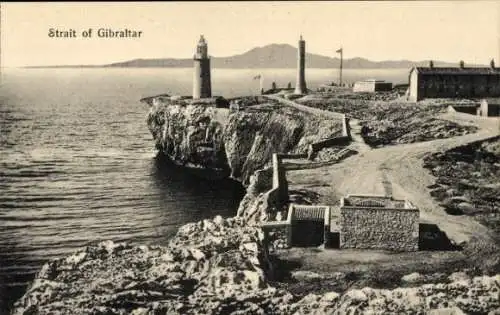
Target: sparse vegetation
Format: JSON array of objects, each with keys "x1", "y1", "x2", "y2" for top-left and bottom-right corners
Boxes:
[{"x1": 297, "y1": 93, "x2": 478, "y2": 147}]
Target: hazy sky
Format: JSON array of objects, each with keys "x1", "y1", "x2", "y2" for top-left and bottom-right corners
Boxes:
[{"x1": 1, "y1": 1, "x2": 499, "y2": 67}]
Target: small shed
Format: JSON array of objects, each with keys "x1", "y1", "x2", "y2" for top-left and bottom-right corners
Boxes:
[{"x1": 353, "y1": 79, "x2": 392, "y2": 93}]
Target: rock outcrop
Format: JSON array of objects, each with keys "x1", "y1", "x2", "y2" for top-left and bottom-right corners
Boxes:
[
  {"x1": 281, "y1": 273, "x2": 500, "y2": 315},
  {"x1": 146, "y1": 97, "x2": 342, "y2": 183},
  {"x1": 12, "y1": 216, "x2": 290, "y2": 315},
  {"x1": 423, "y1": 136, "x2": 500, "y2": 232},
  {"x1": 423, "y1": 136, "x2": 500, "y2": 274}
]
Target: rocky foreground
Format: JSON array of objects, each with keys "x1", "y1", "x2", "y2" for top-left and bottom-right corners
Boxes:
[
  {"x1": 423, "y1": 137, "x2": 500, "y2": 229},
  {"x1": 13, "y1": 215, "x2": 500, "y2": 314},
  {"x1": 423, "y1": 136, "x2": 500, "y2": 274}
]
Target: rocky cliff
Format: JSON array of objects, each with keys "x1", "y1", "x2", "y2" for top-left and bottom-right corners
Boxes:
[{"x1": 146, "y1": 96, "x2": 342, "y2": 184}]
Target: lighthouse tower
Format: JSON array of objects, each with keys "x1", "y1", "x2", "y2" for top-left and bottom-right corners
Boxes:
[
  {"x1": 294, "y1": 35, "x2": 307, "y2": 95},
  {"x1": 193, "y1": 35, "x2": 212, "y2": 99}
]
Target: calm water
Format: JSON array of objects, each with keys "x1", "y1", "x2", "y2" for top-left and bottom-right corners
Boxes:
[{"x1": 0, "y1": 67, "x2": 407, "y2": 311}]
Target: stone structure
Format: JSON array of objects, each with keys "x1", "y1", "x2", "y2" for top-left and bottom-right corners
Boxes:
[
  {"x1": 339, "y1": 194, "x2": 419, "y2": 251},
  {"x1": 479, "y1": 98, "x2": 500, "y2": 117},
  {"x1": 294, "y1": 35, "x2": 307, "y2": 95},
  {"x1": 407, "y1": 63, "x2": 500, "y2": 102},
  {"x1": 260, "y1": 205, "x2": 293, "y2": 250},
  {"x1": 259, "y1": 159, "x2": 420, "y2": 252},
  {"x1": 290, "y1": 204, "x2": 331, "y2": 247},
  {"x1": 353, "y1": 79, "x2": 393, "y2": 93},
  {"x1": 193, "y1": 35, "x2": 212, "y2": 99},
  {"x1": 447, "y1": 98, "x2": 500, "y2": 117},
  {"x1": 447, "y1": 104, "x2": 478, "y2": 116},
  {"x1": 272, "y1": 154, "x2": 288, "y2": 204}
]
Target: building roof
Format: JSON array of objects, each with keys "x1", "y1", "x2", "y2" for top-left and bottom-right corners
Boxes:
[
  {"x1": 341, "y1": 194, "x2": 417, "y2": 210},
  {"x1": 413, "y1": 67, "x2": 500, "y2": 75},
  {"x1": 358, "y1": 79, "x2": 388, "y2": 83}
]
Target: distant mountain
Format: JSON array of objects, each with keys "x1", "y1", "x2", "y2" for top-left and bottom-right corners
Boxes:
[{"x1": 26, "y1": 43, "x2": 473, "y2": 69}]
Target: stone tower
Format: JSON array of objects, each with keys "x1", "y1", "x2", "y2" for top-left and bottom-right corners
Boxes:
[
  {"x1": 193, "y1": 35, "x2": 212, "y2": 99},
  {"x1": 294, "y1": 35, "x2": 307, "y2": 94}
]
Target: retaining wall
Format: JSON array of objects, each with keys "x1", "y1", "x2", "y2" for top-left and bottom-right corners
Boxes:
[{"x1": 309, "y1": 136, "x2": 351, "y2": 152}]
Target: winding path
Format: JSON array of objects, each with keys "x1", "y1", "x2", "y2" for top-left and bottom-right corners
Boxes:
[{"x1": 263, "y1": 95, "x2": 345, "y2": 119}]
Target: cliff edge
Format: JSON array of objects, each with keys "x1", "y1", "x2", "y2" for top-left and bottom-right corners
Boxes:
[{"x1": 145, "y1": 96, "x2": 343, "y2": 184}]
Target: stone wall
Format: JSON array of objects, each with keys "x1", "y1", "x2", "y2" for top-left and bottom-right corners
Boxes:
[
  {"x1": 340, "y1": 207, "x2": 419, "y2": 251},
  {"x1": 272, "y1": 153, "x2": 288, "y2": 206},
  {"x1": 307, "y1": 114, "x2": 351, "y2": 158},
  {"x1": 242, "y1": 154, "x2": 288, "y2": 222}
]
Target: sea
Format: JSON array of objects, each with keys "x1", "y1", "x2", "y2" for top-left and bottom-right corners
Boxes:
[{"x1": 0, "y1": 67, "x2": 408, "y2": 312}]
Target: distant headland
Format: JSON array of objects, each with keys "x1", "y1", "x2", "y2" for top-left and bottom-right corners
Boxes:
[{"x1": 23, "y1": 43, "x2": 478, "y2": 69}]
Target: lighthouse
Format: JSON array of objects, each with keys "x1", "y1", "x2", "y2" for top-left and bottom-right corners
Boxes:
[
  {"x1": 193, "y1": 35, "x2": 212, "y2": 99},
  {"x1": 294, "y1": 35, "x2": 307, "y2": 95}
]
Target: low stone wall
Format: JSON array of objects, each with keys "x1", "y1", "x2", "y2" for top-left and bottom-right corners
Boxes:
[
  {"x1": 307, "y1": 114, "x2": 351, "y2": 158},
  {"x1": 341, "y1": 114, "x2": 351, "y2": 138},
  {"x1": 272, "y1": 153, "x2": 288, "y2": 206},
  {"x1": 340, "y1": 207, "x2": 419, "y2": 251},
  {"x1": 446, "y1": 108, "x2": 499, "y2": 121},
  {"x1": 261, "y1": 221, "x2": 292, "y2": 249},
  {"x1": 309, "y1": 136, "x2": 351, "y2": 152},
  {"x1": 260, "y1": 204, "x2": 294, "y2": 249},
  {"x1": 277, "y1": 153, "x2": 308, "y2": 159},
  {"x1": 448, "y1": 105, "x2": 477, "y2": 115}
]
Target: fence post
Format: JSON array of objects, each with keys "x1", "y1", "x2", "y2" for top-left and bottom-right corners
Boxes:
[
  {"x1": 324, "y1": 206, "x2": 331, "y2": 248},
  {"x1": 286, "y1": 204, "x2": 295, "y2": 247}
]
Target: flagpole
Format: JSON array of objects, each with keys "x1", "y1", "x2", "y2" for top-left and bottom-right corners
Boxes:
[
  {"x1": 260, "y1": 74, "x2": 264, "y2": 94},
  {"x1": 339, "y1": 47, "x2": 343, "y2": 87}
]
